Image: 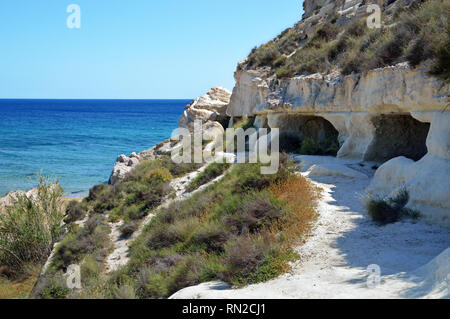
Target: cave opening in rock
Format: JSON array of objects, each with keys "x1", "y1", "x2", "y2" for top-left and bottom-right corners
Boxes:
[
  {"x1": 276, "y1": 115, "x2": 340, "y2": 156},
  {"x1": 364, "y1": 114, "x2": 430, "y2": 163}
]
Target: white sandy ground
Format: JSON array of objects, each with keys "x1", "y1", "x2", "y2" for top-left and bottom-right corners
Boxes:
[{"x1": 170, "y1": 156, "x2": 450, "y2": 299}]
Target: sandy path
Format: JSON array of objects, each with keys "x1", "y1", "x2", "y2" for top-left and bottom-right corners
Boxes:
[{"x1": 171, "y1": 156, "x2": 450, "y2": 299}]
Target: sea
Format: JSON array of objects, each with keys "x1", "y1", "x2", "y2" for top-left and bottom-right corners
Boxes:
[{"x1": 0, "y1": 99, "x2": 189, "y2": 197}]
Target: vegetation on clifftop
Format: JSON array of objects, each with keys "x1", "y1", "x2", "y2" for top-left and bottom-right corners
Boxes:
[{"x1": 247, "y1": 0, "x2": 449, "y2": 81}]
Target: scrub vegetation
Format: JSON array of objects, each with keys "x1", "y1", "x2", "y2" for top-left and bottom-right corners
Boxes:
[
  {"x1": 247, "y1": 0, "x2": 449, "y2": 82},
  {"x1": 108, "y1": 155, "x2": 319, "y2": 298},
  {"x1": 366, "y1": 189, "x2": 421, "y2": 225},
  {"x1": 29, "y1": 155, "x2": 319, "y2": 299},
  {"x1": 0, "y1": 176, "x2": 66, "y2": 298}
]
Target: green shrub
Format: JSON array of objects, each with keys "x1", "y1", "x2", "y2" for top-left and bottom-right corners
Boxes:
[
  {"x1": 51, "y1": 214, "x2": 111, "y2": 271},
  {"x1": 87, "y1": 184, "x2": 108, "y2": 202},
  {"x1": 223, "y1": 193, "x2": 284, "y2": 235},
  {"x1": 248, "y1": 43, "x2": 281, "y2": 67},
  {"x1": 366, "y1": 189, "x2": 421, "y2": 225},
  {"x1": 189, "y1": 222, "x2": 231, "y2": 253},
  {"x1": 186, "y1": 162, "x2": 231, "y2": 192},
  {"x1": 80, "y1": 255, "x2": 102, "y2": 284},
  {"x1": 124, "y1": 204, "x2": 147, "y2": 221},
  {"x1": 64, "y1": 200, "x2": 87, "y2": 224},
  {"x1": 276, "y1": 68, "x2": 294, "y2": 79},
  {"x1": 232, "y1": 117, "x2": 255, "y2": 131},
  {"x1": 429, "y1": 25, "x2": 450, "y2": 82},
  {"x1": 0, "y1": 176, "x2": 65, "y2": 274},
  {"x1": 120, "y1": 222, "x2": 139, "y2": 239},
  {"x1": 299, "y1": 137, "x2": 339, "y2": 156},
  {"x1": 144, "y1": 168, "x2": 172, "y2": 184},
  {"x1": 42, "y1": 285, "x2": 70, "y2": 299},
  {"x1": 273, "y1": 55, "x2": 287, "y2": 68}
]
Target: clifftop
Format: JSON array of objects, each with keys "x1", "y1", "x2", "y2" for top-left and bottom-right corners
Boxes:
[{"x1": 242, "y1": 0, "x2": 448, "y2": 81}]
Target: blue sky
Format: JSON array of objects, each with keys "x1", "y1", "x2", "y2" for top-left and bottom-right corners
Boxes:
[{"x1": 0, "y1": 0, "x2": 303, "y2": 99}]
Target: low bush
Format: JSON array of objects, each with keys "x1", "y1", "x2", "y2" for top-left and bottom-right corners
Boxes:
[
  {"x1": 186, "y1": 162, "x2": 231, "y2": 192},
  {"x1": 299, "y1": 137, "x2": 340, "y2": 156},
  {"x1": 247, "y1": 43, "x2": 281, "y2": 67},
  {"x1": 144, "y1": 168, "x2": 172, "y2": 184},
  {"x1": 428, "y1": 25, "x2": 450, "y2": 82},
  {"x1": 273, "y1": 55, "x2": 287, "y2": 68},
  {"x1": 276, "y1": 68, "x2": 294, "y2": 79},
  {"x1": 232, "y1": 117, "x2": 255, "y2": 131},
  {"x1": 64, "y1": 200, "x2": 87, "y2": 223},
  {"x1": 50, "y1": 214, "x2": 112, "y2": 272},
  {"x1": 366, "y1": 189, "x2": 421, "y2": 225},
  {"x1": 224, "y1": 193, "x2": 284, "y2": 235},
  {"x1": 120, "y1": 222, "x2": 139, "y2": 239}
]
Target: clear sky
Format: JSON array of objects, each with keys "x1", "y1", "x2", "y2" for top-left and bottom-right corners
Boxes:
[{"x1": 0, "y1": 0, "x2": 303, "y2": 99}]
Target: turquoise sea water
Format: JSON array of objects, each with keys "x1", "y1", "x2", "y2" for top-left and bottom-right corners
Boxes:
[{"x1": 0, "y1": 99, "x2": 189, "y2": 197}]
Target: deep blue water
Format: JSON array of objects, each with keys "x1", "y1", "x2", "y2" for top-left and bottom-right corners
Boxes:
[{"x1": 0, "y1": 99, "x2": 189, "y2": 197}]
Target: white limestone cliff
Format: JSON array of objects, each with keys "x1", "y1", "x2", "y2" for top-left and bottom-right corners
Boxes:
[
  {"x1": 226, "y1": 61, "x2": 449, "y2": 226},
  {"x1": 179, "y1": 86, "x2": 231, "y2": 130}
]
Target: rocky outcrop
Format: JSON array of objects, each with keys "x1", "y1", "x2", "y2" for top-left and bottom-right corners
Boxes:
[
  {"x1": 0, "y1": 189, "x2": 35, "y2": 213},
  {"x1": 108, "y1": 87, "x2": 231, "y2": 185},
  {"x1": 0, "y1": 186, "x2": 61, "y2": 214},
  {"x1": 179, "y1": 86, "x2": 231, "y2": 130},
  {"x1": 366, "y1": 111, "x2": 450, "y2": 226},
  {"x1": 109, "y1": 152, "x2": 141, "y2": 185}
]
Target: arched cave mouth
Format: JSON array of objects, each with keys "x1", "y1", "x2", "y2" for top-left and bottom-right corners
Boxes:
[
  {"x1": 364, "y1": 114, "x2": 430, "y2": 163},
  {"x1": 277, "y1": 115, "x2": 340, "y2": 156}
]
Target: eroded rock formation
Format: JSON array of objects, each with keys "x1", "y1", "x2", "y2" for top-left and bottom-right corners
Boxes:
[
  {"x1": 109, "y1": 152, "x2": 141, "y2": 185},
  {"x1": 225, "y1": 0, "x2": 450, "y2": 226},
  {"x1": 179, "y1": 86, "x2": 231, "y2": 130}
]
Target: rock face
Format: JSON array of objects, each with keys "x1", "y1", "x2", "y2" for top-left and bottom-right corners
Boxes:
[
  {"x1": 109, "y1": 153, "x2": 141, "y2": 185},
  {"x1": 227, "y1": 0, "x2": 449, "y2": 231},
  {"x1": 366, "y1": 112, "x2": 450, "y2": 226},
  {"x1": 0, "y1": 189, "x2": 33, "y2": 214},
  {"x1": 0, "y1": 186, "x2": 60, "y2": 214},
  {"x1": 109, "y1": 86, "x2": 231, "y2": 185},
  {"x1": 227, "y1": 62, "x2": 449, "y2": 226},
  {"x1": 227, "y1": 61, "x2": 449, "y2": 226},
  {"x1": 179, "y1": 86, "x2": 231, "y2": 130}
]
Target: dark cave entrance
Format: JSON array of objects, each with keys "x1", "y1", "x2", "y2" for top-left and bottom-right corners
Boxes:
[
  {"x1": 364, "y1": 114, "x2": 430, "y2": 163},
  {"x1": 277, "y1": 115, "x2": 340, "y2": 156}
]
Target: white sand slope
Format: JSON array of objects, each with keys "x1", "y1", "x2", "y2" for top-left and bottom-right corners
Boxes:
[{"x1": 171, "y1": 156, "x2": 450, "y2": 299}]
